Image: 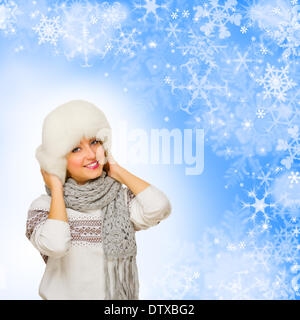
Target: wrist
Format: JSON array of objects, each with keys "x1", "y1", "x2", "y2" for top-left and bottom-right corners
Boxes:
[
  {"x1": 50, "y1": 184, "x2": 64, "y2": 194},
  {"x1": 112, "y1": 164, "x2": 125, "y2": 184}
]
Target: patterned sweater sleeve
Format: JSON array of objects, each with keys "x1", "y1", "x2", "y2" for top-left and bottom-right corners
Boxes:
[
  {"x1": 25, "y1": 195, "x2": 72, "y2": 263},
  {"x1": 125, "y1": 184, "x2": 172, "y2": 231}
]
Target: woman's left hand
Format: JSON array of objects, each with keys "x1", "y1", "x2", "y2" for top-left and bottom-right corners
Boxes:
[
  {"x1": 96, "y1": 146, "x2": 120, "y2": 181},
  {"x1": 96, "y1": 145, "x2": 150, "y2": 193},
  {"x1": 104, "y1": 153, "x2": 120, "y2": 180}
]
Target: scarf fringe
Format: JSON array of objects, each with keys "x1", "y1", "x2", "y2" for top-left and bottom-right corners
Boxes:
[{"x1": 104, "y1": 256, "x2": 139, "y2": 300}]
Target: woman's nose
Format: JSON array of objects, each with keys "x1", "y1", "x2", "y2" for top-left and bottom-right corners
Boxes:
[{"x1": 85, "y1": 145, "x2": 96, "y2": 158}]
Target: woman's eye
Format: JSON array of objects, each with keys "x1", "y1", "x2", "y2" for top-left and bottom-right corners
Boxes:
[
  {"x1": 72, "y1": 147, "x2": 80, "y2": 153},
  {"x1": 72, "y1": 140, "x2": 99, "y2": 152}
]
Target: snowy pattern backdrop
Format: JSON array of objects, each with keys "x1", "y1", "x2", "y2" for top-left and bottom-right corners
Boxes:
[{"x1": 0, "y1": 0, "x2": 300, "y2": 299}]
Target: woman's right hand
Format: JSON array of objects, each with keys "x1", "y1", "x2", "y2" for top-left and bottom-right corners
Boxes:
[{"x1": 40, "y1": 168, "x2": 63, "y2": 191}]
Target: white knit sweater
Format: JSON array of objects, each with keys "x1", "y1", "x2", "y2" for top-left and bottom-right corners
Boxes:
[{"x1": 26, "y1": 184, "x2": 171, "y2": 300}]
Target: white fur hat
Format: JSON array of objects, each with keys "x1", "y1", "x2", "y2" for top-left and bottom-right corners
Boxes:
[{"x1": 36, "y1": 100, "x2": 112, "y2": 185}]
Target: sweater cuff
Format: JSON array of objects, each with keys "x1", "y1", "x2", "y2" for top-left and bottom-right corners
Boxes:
[
  {"x1": 35, "y1": 219, "x2": 72, "y2": 258},
  {"x1": 135, "y1": 184, "x2": 172, "y2": 218}
]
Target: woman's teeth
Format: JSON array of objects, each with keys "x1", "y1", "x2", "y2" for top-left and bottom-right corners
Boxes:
[{"x1": 85, "y1": 161, "x2": 98, "y2": 168}]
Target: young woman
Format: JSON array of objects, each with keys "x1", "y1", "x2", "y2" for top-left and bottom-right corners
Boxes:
[{"x1": 25, "y1": 100, "x2": 172, "y2": 300}]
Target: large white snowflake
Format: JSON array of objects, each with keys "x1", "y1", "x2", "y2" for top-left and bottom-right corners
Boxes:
[
  {"x1": 241, "y1": 188, "x2": 276, "y2": 232},
  {"x1": 169, "y1": 60, "x2": 216, "y2": 113},
  {"x1": 193, "y1": 0, "x2": 242, "y2": 39},
  {"x1": 256, "y1": 63, "x2": 297, "y2": 102},
  {"x1": 111, "y1": 27, "x2": 141, "y2": 57},
  {"x1": 176, "y1": 28, "x2": 226, "y2": 68},
  {"x1": 271, "y1": 227, "x2": 300, "y2": 264},
  {"x1": 32, "y1": 14, "x2": 63, "y2": 46},
  {"x1": 56, "y1": 0, "x2": 127, "y2": 66}
]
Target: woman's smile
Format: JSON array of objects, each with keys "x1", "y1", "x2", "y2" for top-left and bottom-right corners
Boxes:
[{"x1": 84, "y1": 160, "x2": 99, "y2": 169}]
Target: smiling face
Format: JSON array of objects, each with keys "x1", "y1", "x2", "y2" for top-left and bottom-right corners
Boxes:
[{"x1": 66, "y1": 136, "x2": 105, "y2": 185}]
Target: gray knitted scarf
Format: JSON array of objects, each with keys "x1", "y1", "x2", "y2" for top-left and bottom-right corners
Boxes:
[{"x1": 45, "y1": 170, "x2": 139, "y2": 300}]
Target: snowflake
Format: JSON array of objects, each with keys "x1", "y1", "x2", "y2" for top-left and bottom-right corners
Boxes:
[
  {"x1": 277, "y1": 125, "x2": 300, "y2": 169},
  {"x1": 112, "y1": 27, "x2": 141, "y2": 57},
  {"x1": 256, "y1": 108, "x2": 266, "y2": 118},
  {"x1": 154, "y1": 263, "x2": 199, "y2": 299},
  {"x1": 249, "y1": 1, "x2": 300, "y2": 60},
  {"x1": 99, "y1": 1, "x2": 127, "y2": 28},
  {"x1": 0, "y1": 0, "x2": 20, "y2": 34},
  {"x1": 256, "y1": 168, "x2": 274, "y2": 188},
  {"x1": 133, "y1": 0, "x2": 168, "y2": 24},
  {"x1": 164, "y1": 75, "x2": 171, "y2": 84},
  {"x1": 272, "y1": 7, "x2": 281, "y2": 15},
  {"x1": 260, "y1": 45, "x2": 268, "y2": 55},
  {"x1": 241, "y1": 188, "x2": 275, "y2": 228},
  {"x1": 56, "y1": 1, "x2": 127, "y2": 66},
  {"x1": 32, "y1": 14, "x2": 63, "y2": 46},
  {"x1": 240, "y1": 26, "x2": 247, "y2": 34},
  {"x1": 165, "y1": 22, "x2": 182, "y2": 39},
  {"x1": 170, "y1": 11, "x2": 178, "y2": 19},
  {"x1": 204, "y1": 249, "x2": 275, "y2": 299},
  {"x1": 291, "y1": 264, "x2": 300, "y2": 295},
  {"x1": 193, "y1": 0, "x2": 242, "y2": 39},
  {"x1": 170, "y1": 60, "x2": 219, "y2": 113},
  {"x1": 176, "y1": 28, "x2": 226, "y2": 68},
  {"x1": 293, "y1": 226, "x2": 300, "y2": 237},
  {"x1": 231, "y1": 49, "x2": 253, "y2": 73},
  {"x1": 256, "y1": 63, "x2": 297, "y2": 102},
  {"x1": 246, "y1": 242, "x2": 273, "y2": 272},
  {"x1": 288, "y1": 171, "x2": 300, "y2": 184},
  {"x1": 182, "y1": 9, "x2": 190, "y2": 18},
  {"x1": 265, "y1": 269, "x2": 295, "y2": 299},
  {"x1": 90, "y1": 14, "x2": 98, "y2": 24},
  {"x1": 272, "y1": 227, "x2": 300, "y2": 264},
  {"x1": 150, "y1": 239, "x2": 203, "y2": 299},
  {"x1": 198, "y1": 76, "x2": 286, "y2": 166},
  {"x1": 272, "y1": 170, "x2": 300, "y2": 209}
]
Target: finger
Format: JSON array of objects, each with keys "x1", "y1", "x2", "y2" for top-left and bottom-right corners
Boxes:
[
  {"x1": 96, "y1": 146, "x2": 106, "y2": 165},
  {"x1": 96, "y1": 145, "x2": 104, "y2": 157},
  {"x1": 107, "y1": 152, "x2": 117, "y2": 164}
]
